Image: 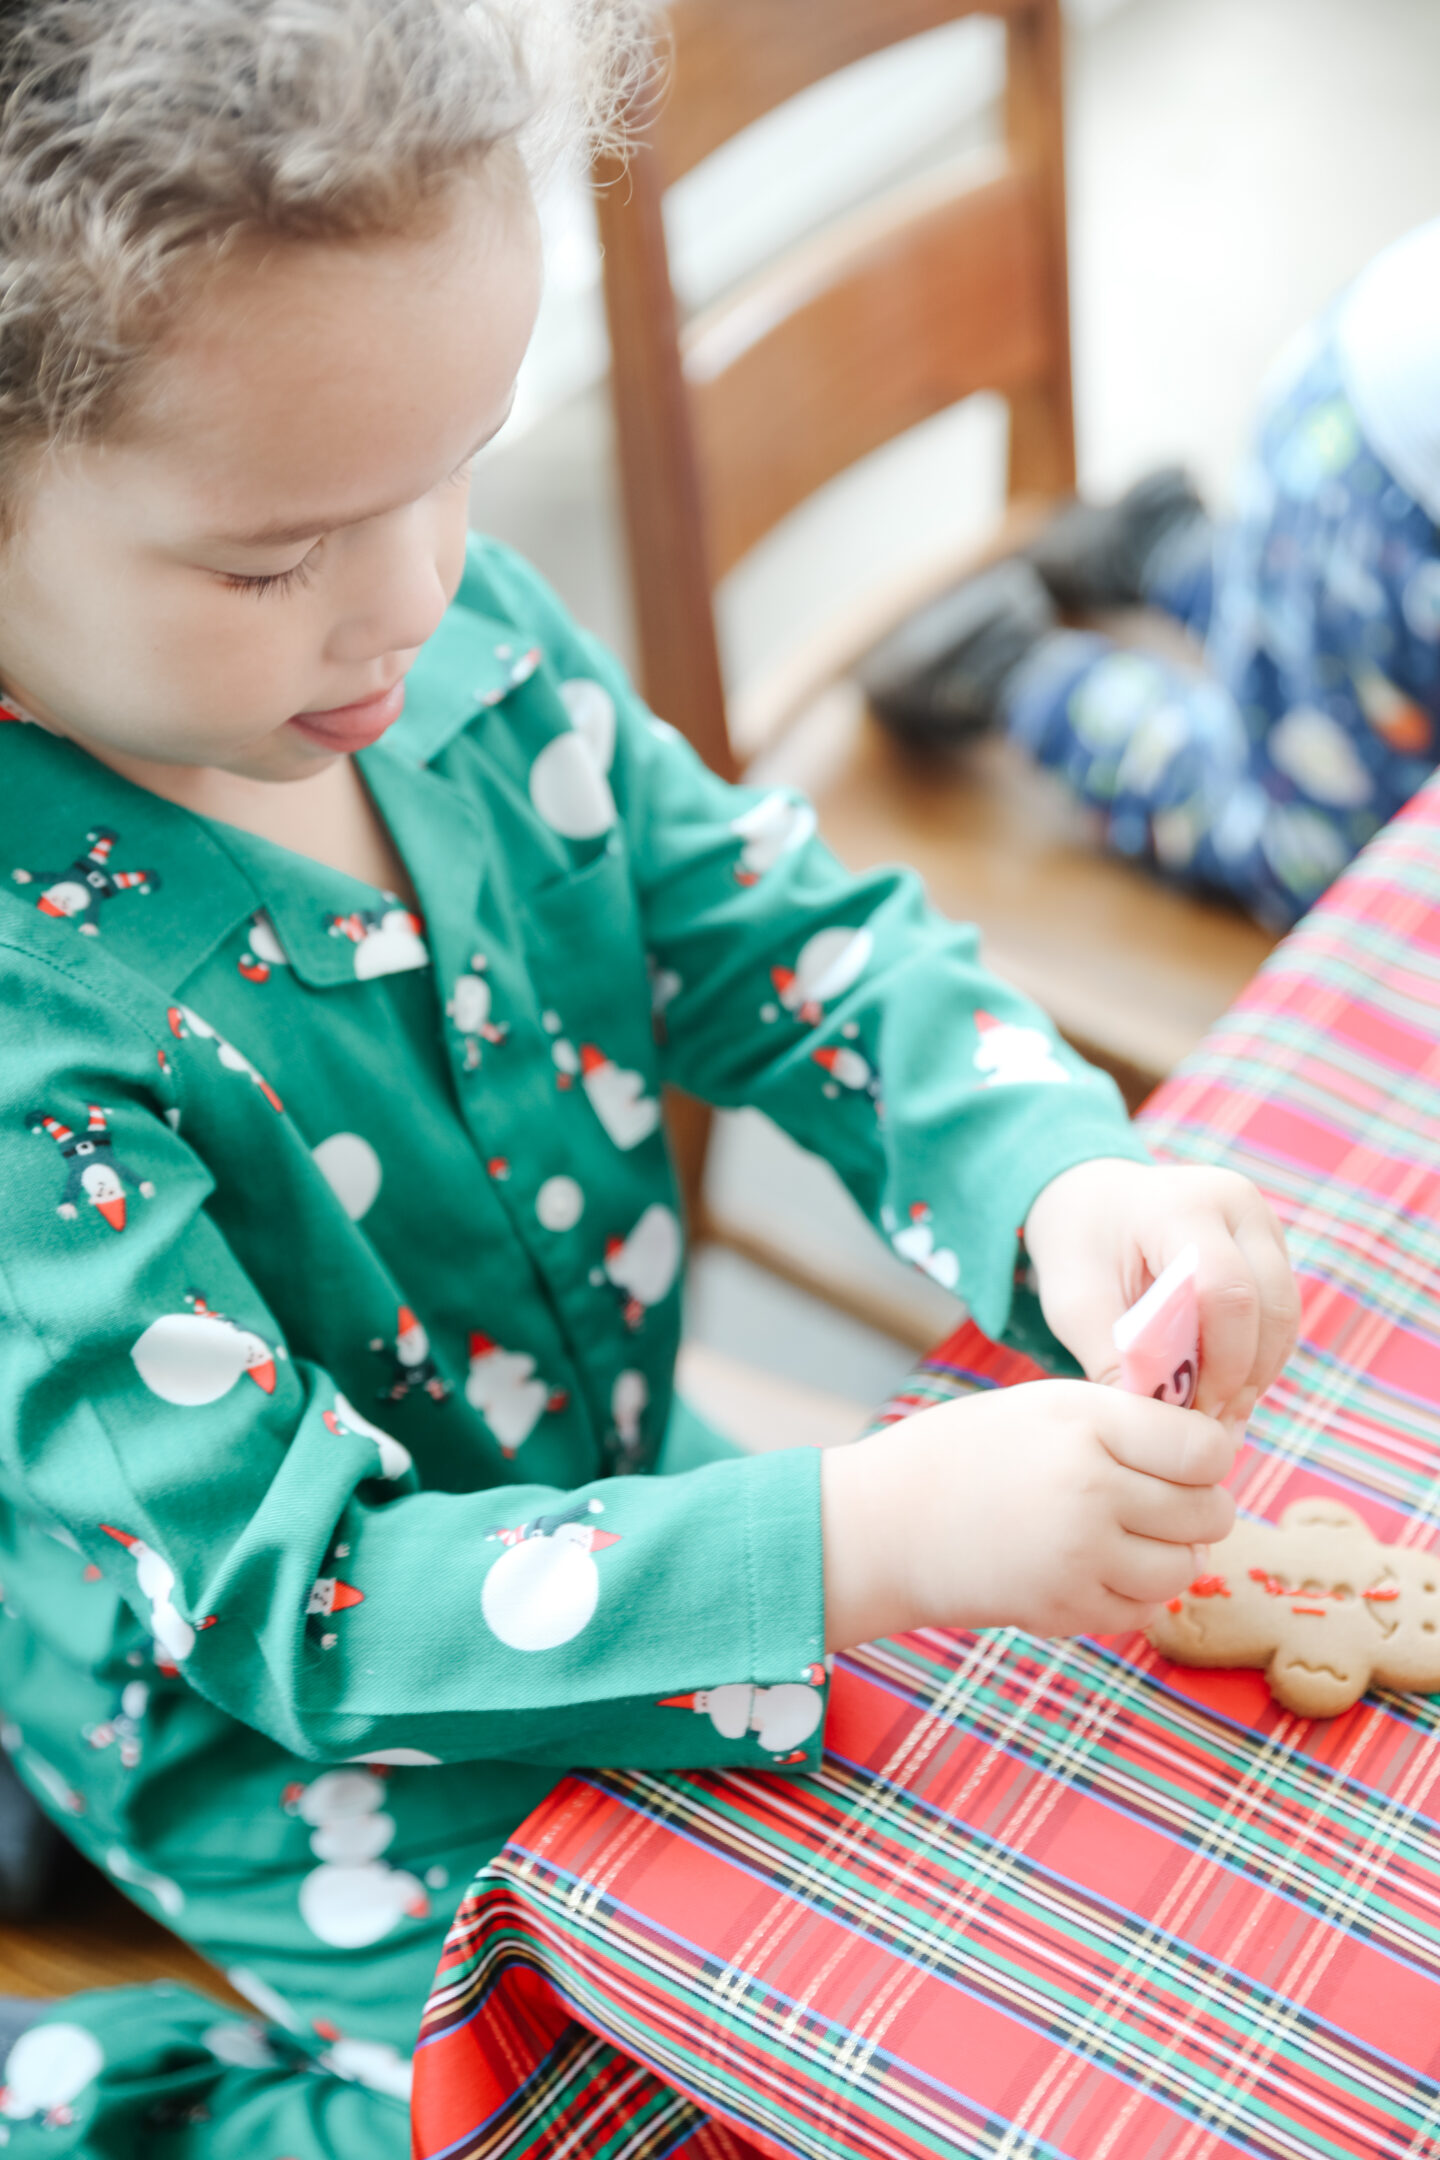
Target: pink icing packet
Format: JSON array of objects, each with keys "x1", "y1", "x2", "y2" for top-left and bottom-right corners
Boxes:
[{"x1": 1113, "y1": 1243, "x2": 1200, "y2": 1407}]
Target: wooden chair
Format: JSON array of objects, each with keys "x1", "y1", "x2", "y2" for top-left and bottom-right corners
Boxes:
[{"x1": 594, "y1": 0, "x2": 1275, "y2": 1312}]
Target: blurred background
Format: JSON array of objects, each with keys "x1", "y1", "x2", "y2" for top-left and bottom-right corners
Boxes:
[{"x1": 470, "y1": 0, "x2": 1440, "y2": 1439}]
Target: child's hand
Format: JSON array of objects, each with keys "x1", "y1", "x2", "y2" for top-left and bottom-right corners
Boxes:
[
  {"x1": 821, "y1": 1379, "x2": 1237, "y2": 1650},
  {"x1": 1023, "y1": 1159, "x2": 1299, "y2": 1428}
]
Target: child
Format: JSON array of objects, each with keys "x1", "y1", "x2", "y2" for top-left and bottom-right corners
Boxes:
[
  {"x1": 864, "y1": 218, "x2": 1440, "y2": 931},
  {"x1": 0, "y1": 3, "x2": 1297, "y2": 2152}
]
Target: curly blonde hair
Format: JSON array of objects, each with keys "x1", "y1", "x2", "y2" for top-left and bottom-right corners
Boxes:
[{"x1": 0, "y1": 0, "x2": 655, "y2": 492}]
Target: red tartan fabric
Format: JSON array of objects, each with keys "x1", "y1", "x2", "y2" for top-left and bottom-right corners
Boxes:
[{"x1": 414, "y1": 780, "x2": 1440, "y2": 2160}]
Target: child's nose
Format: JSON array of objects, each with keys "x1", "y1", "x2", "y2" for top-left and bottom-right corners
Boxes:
[{"x1": 327, "y1": 509, "x2": 452, "y2": 662}]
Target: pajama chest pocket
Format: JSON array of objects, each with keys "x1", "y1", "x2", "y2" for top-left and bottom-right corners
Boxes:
[{"x1": 524, "y1": 840, "x2": 657, "y2": 1083}]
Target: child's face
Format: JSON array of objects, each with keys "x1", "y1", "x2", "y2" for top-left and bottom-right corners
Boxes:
[{"x1": 0, "y1": 161, "x2": 542, "y2": 784}]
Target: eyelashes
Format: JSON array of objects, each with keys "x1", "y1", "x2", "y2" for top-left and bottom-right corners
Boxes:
[
  {"x1": 217, "y1": 555, "x2": 319, "y2": 601},
  {"x1": 217, "y1": 462, "x2": 472, "y2": 599}
]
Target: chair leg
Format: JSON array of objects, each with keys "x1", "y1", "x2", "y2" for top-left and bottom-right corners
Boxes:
[{"x1": 664, "y1": 1089, "x2": 713, "y2": 1243}]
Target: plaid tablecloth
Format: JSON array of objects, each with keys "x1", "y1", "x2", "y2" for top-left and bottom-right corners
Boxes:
[{"x1": 413, "y1": 781, "x2": 1440, "y2": 2160}]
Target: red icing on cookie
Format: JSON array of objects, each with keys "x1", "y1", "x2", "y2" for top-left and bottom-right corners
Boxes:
[{"x1": 1188, "y1": 1574, "x2": 1231, "y2": 1598}]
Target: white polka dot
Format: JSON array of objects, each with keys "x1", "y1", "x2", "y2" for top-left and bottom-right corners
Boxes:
[
  {"x1": 541, "y1": 1010, "x2": 562, "y2": 1034},
  {"x1": 529, "y1": 732, "x2": 616, "y2": 838},
  {"x1": 536, "y1": 1176, "x2": 584, "y2": 1232},
  {"x1": 760, "y1": 1003, "x2": 779, "y2": 1023},
  {"x1": 312, "y1": 1133, "x2": 382, "y2": 1221}
]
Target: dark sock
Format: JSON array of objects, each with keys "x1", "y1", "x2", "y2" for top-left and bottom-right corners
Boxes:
[
  {"x1": 1027, "y1": 466, "x2": 1209, "y2": 611},
  {"x1": 861, "y1": 559, "x2": 1058, "y2": 742}
]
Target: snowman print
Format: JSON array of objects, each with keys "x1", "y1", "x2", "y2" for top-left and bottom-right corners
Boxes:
[
  {"x1": 729, "y1": 790, "x2": 815, "y2": 885},
  {"x1": 611, "y1": 1368, "x2": 649, "y2": 1468},
  {"x1": 647, "y1": 953, "x2": 682, "y2": 1043},
  {"x1": 763, "y1": 925, "x2": 874, "y2": 1028},
  {"x1": 482, "y1": 1500, "x2": 621, "y2": 1652},
  {"x1": 596, "y1": 1203, "x2": 681, "y2": 1330},
  {"x1": 0, "y1": 2023, "x2": 105, "y2": 2128},
  {"x1": 323, "y1": 1391, "x2": 412, "y2": 1480},
  {"x1": 529, "y1": 676, "x2": 618, "y2": 838},
  {"x1": 812, "y1": 1026, "x2": 883, "y2": 1112},
  {"x1": 167, "y1": 1003, "x2": 283, "y2": 1113},
  {"x1": 307, "y1": 1569, "x2": 365, "y2": 1649},
  {"x1": 99, "y1": 1524, "x2": 212, "y2": 1670},
  {"x1": 131, "y1": 1290, "x2": 285, "y2": 1404},
  {"x1": 315, "y1": 2027, "x2": 414, "y2": 2102},
  {"x1": 29, "y1": 1105, "x2": 154, "y2": 1231},
  {"x1": 285, "y1": 1769, "x2": 429, "y2": 1950},
  {"x1": 889, "y1": 1203, "x2": 961, "y2": 1292},
  {"x1": 446, "y1": 952, "x2": 508, "y2": 1072},
  {"x1": 660, "y1": 1664, "x2": 827, "y2": 1762},
  {"x1": 370, "y1": 1306, "x2": 450, "y2": 1404},
  {"x1": 579, "y1": 1042, "x2": 661, "y2": 1151},
  {"x1": 324, "y1": 897, "x2": 429, "y2": 980},
  {"x1": 971, "y1": 1010, "x2": 1070, "y2": 1087},
  {"x1": 237, "y1": 908, "x2": 290, "y2": 984},
  {"x1": 464, "y1": 1334, "x2": 567, "y2": 1457}
]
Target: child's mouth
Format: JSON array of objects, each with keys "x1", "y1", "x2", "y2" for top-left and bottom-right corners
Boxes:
[{"x1": 288, "y1": 679, "x2": 406, "y2": 752}]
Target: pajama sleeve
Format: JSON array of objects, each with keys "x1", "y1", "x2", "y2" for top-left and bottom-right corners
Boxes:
[
  {"x1": 0, "y1": 940, "x2": 826, "y2": 1771},
  {"x1": 473, "y1": 544, "x2": 1152, "y2": 1344}
]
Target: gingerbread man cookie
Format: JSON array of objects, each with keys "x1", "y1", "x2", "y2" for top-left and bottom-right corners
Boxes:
[{"x1": 1147, "y1": 1498, "x2": 1440, "y2": 1716}]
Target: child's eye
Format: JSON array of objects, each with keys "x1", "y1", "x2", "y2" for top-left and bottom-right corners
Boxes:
[{"x1": 217, "y1": 555, "x2": 318, "y2": 600}]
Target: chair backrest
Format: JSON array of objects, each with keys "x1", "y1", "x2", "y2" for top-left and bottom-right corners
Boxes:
[{"x1": 594, "y1": 0, "x2": 1075, "y2": 780}]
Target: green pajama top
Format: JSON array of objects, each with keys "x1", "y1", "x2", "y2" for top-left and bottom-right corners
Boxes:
[{"x1": 0, "y1": 536, "x2": 1148, "y2": 1870}]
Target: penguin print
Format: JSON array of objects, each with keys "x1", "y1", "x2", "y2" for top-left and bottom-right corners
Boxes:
[
  {"x1": 463, "y1": 1334, "x2": 567, "y2": 1457},
  {"x1": 578, "y1": 1042, "x2": 661, "y2": 1150},
  {"x1": 598, "y1": 1203, "x2": 681, "y2": 1330},
  {"x1": 482, "y1": 1499, "x2": 621, "y2": 1652},
  {"x1": 659, "y1": 1665, "x2": 826, "y2": 1761},
  {"x1": 100, "y1": 1524, "x2": 214, "y2": 1671},
  {"x1": 479, "y1": 641, "x2": 542, "y2": 707},
  {"x1": 237, "y1": 908, "x2": 290, "y2": 984},
  {"x1": 762, "y1": 925, "x2": 874, "y2": 1027},
  {"x1": 729, "y1": 791, "x2": 816, "y2": 885},
  {"x1": 370, "y1": 1306, "x2": 450, "y2": 1404},
  {"x1": 28, "y1": 1105, "x2": 154, "y2": 1230},
  {"x1": 285, "y1": 1768, "x2": 429, "y2": 1950},
  {"x1": 971, "y1": 1010, "x2": 1070, "y2": 1088},
  {"x1": 10, "y1": 826, "x2": 159, "y2": 935},
  {"x1": 131, "y1": 1291, "x2": 285, "y2": 1405},
  {"x1": 446, "y1": 952, "x2": 508, "y2": 1072},
  {"x1": 0, "y1": 2023, "x2": 105, "y2": 2128},
  {"x1": 324, "y1": 896, "x2": 429, "y2": 980},
  {"x1": 83, "y1": 1678, "x2": 150, "y2": 1771},
  {"x1": 167, "y1": 1004, "x2": 283, "y2": 1113}
]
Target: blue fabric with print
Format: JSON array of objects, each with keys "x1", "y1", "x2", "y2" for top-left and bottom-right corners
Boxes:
[{"x1": 1004, "y1": 328, "x2": 1440, "y2": 927}]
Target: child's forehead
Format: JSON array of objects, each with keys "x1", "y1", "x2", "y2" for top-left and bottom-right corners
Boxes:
[{"x1": 113, "y1": 175, "x2": 541, "y2": 538}]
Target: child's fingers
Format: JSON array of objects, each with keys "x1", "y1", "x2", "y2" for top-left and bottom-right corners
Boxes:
[
  {"x1": 1234, "y1": 1202, "x2": 1300, "y2": 1402},
  {"x1": 1095, "y1": 1392, "x2": 1235, "y2": 1486},
  {"x1": 1178, "y1": 1218, "x2": 1265, "y2": 1416},
  {"x1": 1103, "y1": 1532, "x2": 1204, "y2": 1608},
  {"x1": 1112, "y1": 1465, "x2": 1236, "y2": 1548}
]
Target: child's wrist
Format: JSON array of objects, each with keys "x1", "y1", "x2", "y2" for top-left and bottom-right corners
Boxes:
[{"x1": 821, "y1": 1424, "x2": 930, "y2": 1652}]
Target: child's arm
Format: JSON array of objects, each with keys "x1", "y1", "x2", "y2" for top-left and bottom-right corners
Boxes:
[
  {"x1": 470, "y1": 541, "x2": 1296, "y2": 1405},
  {"x1": 0, "y1": 942, "x2": 829, "y2": 1775}
]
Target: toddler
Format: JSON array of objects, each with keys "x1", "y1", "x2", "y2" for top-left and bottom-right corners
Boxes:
[{"x1": 0, "y1": 4, "x2": 1296, "y2": 2153}]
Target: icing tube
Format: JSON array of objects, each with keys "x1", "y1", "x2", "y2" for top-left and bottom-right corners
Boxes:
[{"x1": 1113, "y1": 1244, "x2": 1200, "y2": 1407}]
